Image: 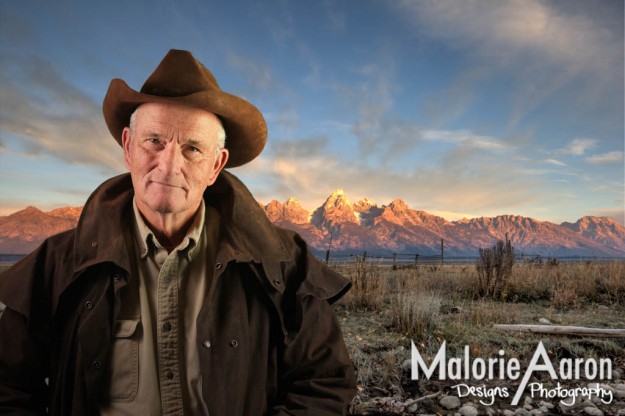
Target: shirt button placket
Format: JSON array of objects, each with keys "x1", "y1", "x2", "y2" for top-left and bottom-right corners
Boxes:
[{"x1": 157, "y1": 253, "x2": 183, "y2": 414}]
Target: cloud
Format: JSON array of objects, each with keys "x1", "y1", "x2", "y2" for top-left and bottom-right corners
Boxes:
[
  {"x1": 225, "y1": 52, "x2": 299, "y2": 133},
  {"x1": 397, "y1": 0, "x2": 621, "y2": 74},
  {"x1": 559, "y1": 138, "x2": 598, "y2": 156},
  {"x1": 422, "y1": 129, "x2": 507, "y2": 150},
  {"x1": 585, "y1": 151, "x2": 624, "y2": 165},
  {"x1": 422, "y1": 67, "x2": 489, "y2": 127},
  {"x1": 297, "y1": 42, "x2": 322, "y2": 87},
  {"x1": 235, "y1": 151, "x2": 343, "y2": 208},
  {"x1": 590, "y1": 208, "x2": 625, "y2": 226},
  {"x1": 226, "y1": 52, "x2": 274, "y2": 92},
  {"x1": 264, "y1": 107, "x2": 301, "y2": 133},
  {"x1": 344, "y1": 63, "x2": 420, "y2": 163},
  {"x1": 237, "y1": 136, "x2": 544, "y2": 219},
  {"x1": 544, "y1": 159, "x2": 566, "y2": 167},
  {"x1": 0, "y1": 54, "x2": 125, "y2": 174},
  {"x1": 515, "y1": 168, "x2": 553, "y2": 176},
  {"x1": 271, "y1": 136, "x2": 329, "y2": 159},
  {"x1": 322, "y1": 0, "x2": 345, "y2": 31},
  {"x1": 395, "y1": 0, "x2": 624, "y2": 126}
]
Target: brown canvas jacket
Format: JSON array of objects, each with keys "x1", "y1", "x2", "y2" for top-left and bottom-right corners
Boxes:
[{"x1": 0, "y1": 171, "x2": 356, "y2": 415}]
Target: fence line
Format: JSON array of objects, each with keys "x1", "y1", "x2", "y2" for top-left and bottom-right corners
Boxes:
[
  {"x1": 320, "y1": 251, "x2": 624, "y2": 266},
  {"x1": 324, "y1": 252, "x2": 444, "y2": 266}
]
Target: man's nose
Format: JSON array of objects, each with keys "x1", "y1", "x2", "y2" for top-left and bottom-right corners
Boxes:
[{"x1": 158, "y1": 142, "x2": 184, "y2": 175}]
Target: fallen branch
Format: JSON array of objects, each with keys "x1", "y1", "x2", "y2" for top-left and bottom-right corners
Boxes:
[
  {"x1": 406, "y1": 391, "x2": 442, "y2": 404},
  {"x1": 494, "y1": 324, "x2": 625, "y2": 338}
]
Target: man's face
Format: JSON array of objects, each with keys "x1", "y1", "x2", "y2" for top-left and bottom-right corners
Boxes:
[{"x1": 122, "y1": 102, "x2": 229, "y2": 218}]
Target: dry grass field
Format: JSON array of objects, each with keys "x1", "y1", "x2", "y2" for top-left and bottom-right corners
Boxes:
[{"x1": 333, "y1": 260, "x2": 625, "y2": 415}]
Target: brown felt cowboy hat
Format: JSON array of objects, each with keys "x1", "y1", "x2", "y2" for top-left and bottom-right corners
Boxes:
[{"x1": 103, "y1": 49, "x2": 267, "y2": 168}]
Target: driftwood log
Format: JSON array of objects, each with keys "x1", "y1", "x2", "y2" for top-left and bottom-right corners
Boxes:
[{"x1": 494, "y1": 324, "x2": 625, "y2": 338}]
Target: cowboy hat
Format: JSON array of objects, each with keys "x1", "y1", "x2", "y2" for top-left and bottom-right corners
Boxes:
[{"x1": 103, "y1": 49, "x2": 267, "y2": 168}]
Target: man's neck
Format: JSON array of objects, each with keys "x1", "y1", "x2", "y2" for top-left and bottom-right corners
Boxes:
[{"x1": 136, "y1": 203, "x2": 199, "y2": 253}]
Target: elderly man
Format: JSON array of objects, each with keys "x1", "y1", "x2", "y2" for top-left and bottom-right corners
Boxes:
[{"x1": 0, "y1": 50, "x2": 356, "y2": 415}]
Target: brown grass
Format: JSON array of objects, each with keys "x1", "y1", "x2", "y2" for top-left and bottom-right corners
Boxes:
[
  {"x1": 335, "y1": 260, "x2": 388, "y2": 310},
  {"x1": 334, "y1": 260, "x2": 625, "y2": 413},
  {"x1": 389, "y1": 292, "x2": 442, "y2": 342},
  {"x1": 502, "y1": 261, "x2": 625, "y2": 307}
]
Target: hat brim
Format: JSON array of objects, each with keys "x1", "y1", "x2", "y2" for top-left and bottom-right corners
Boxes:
[{"x1": 103, "y1": 79, "x2": 267, "y2": 168}]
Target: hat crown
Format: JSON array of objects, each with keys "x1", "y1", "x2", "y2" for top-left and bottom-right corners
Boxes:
[{"x1": 140, "y1": 49, "x2": 221, "y2": 97}]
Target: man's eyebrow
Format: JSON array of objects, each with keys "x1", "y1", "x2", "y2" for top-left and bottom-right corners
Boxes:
[{"x1": 184, "y1": 138, "x2": 207, "y2": 147}]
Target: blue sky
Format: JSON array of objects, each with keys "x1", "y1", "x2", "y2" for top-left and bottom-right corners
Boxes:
[{"x1": 1, "y1": 0, "x2": 623, "y2": 225}]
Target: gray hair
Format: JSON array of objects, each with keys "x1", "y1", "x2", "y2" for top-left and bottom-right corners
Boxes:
[{"x1": 128, "y1": 106, "x2": 226, "y2": 149}]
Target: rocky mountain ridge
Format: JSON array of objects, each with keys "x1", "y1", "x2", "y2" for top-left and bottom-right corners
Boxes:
[
  {"x1": 260, "y1": 190, "x2": 625, "y2": 257},
  {"x1": 0, "y1": 206, "x2": 83, "y2": 254},
  {"x1": 1, "y1": 192, "x2": 624, "y2": 257}
]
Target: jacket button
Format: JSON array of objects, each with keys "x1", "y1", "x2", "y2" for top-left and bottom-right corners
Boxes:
[
  {"x1": 91, "y1": 360, "x2": 101, "y2": 370},
  {"x1": 229, "y1": 339, "x2": 239, "y2": 348},
  {"x1": 273, "y1": 279, "x2": 282, "y2": 286},
  {"x1": 202, "y1": 340, "x2": 211, "y2": 349},
  {"x1": 215, "y1": 263, "x2": 223, "y2": 270},
  {"x1": 163, "y1": 321, "x2": 172, "y2": 331},
  {"x1": 165, "y1": 370, "x2": 174, "y2": 380},
  {"x1": 91, "y1": 241, "x2": 98, "y2": 248},
  {"x1": 113, "y1": 273, "x2": 121, "y2": 281},
  {"x1": 84, "y1": 301, "x2": 93, "y2": 309}
]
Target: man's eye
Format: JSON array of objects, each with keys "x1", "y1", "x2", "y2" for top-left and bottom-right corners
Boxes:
[
  {"x1": 186, "y1": 146, "x2": 201, "y2": 153},
  {"x1": 144, "y1": 138, "x2": 161, "y2": 147}
]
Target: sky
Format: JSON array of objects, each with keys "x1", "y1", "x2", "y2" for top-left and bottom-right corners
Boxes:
[{"x1": 0, "y1": 0, "x2": 623, "y2": 225}]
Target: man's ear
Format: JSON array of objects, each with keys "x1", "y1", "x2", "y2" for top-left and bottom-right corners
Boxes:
[
  {"x1": 207, "y1": 148, "x2": 229, "y2": 185},
  {"x1": 121, "y1": 127, "x2": 132, "y2": 171}
]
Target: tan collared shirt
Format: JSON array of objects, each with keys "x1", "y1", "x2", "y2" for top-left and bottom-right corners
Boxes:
[{"x1": 100, "y1": 199, "x2": 220, "y2": 416}]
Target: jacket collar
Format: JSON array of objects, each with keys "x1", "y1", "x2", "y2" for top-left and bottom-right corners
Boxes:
[{"x1": 74, "y1": 171, "x2": 289, "y2": 273}]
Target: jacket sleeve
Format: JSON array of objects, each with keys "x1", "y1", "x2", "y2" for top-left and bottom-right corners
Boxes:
[
  {"x1": 0, "y1": 240, "x2": 58, "y2": 415},
  {"x1": 271, "y1": 295, "x2": 356, "y2": 416},
  {"x1": 0, "y1": 306, "x2": 49, "y2": 415},
  {"x1": 271, "y1": 232, "x2": 356, "y2": 415}
]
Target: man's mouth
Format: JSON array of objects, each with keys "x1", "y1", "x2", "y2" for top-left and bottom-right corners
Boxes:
[{"x1": 150, "y1": 181, "x2": 183, "y2": 189}]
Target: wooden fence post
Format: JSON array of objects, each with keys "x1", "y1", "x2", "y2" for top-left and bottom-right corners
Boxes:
[{"x1": 441, "y1": 238, "x2": 444, "y2": 265}]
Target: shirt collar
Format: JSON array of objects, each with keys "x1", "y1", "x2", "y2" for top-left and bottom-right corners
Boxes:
[{"x1": 132, "y1": 199, "x2": 206, "y2": 260}]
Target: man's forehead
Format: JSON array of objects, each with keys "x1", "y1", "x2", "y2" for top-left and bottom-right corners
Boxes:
[{"x1": 134, "y1": 102, "x2": 221, "y2": 124}]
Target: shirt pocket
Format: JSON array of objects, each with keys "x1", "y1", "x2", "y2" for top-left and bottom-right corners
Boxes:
[{"x1": 108, "y1": 318, "x2": 141, "y2": 402}]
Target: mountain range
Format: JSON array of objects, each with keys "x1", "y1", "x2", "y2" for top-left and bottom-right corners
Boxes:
[{"x1": 1, "y1": 190, "x2": 624, "y2": 257}]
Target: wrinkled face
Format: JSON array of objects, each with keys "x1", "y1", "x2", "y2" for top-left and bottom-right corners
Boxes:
[{"x1": 122, "y1": 102, "x2": 229, "y2": 218}]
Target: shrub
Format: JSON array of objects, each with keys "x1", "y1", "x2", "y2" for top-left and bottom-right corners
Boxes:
[
  {"x1": 475, "y1": 239, "x2": 515, "y2": 299},
  {"x1": 340, "y1": 259, "x2": 387, "y2": 310}
]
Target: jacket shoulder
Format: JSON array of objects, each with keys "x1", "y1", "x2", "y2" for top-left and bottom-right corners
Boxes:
[
  {"x1": 0, "y1": 228, "x2": 76, "y2": 319},
  {"x1": 271, "y1": 226, "x2": 351, "y2": 304}
]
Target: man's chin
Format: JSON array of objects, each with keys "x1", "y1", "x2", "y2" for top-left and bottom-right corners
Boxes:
[
  {"x1": 143, "y1": 199, "x2": 182, "y2": 215},
  {"x1": 153, "y1": 206, "x2": 176, "y2": 214}
]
